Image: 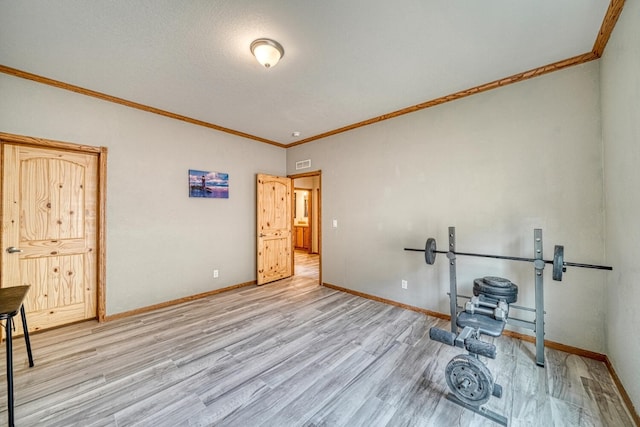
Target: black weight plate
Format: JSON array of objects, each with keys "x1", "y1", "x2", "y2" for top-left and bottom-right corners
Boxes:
[
  {"x1": 482, "y1": 276, "x2": 513, "y2": 288},
  {"x1": 473, "y1": 279, "x2": 518, "y2": 304},
  {"x1": 445, "y1": 354, "x2": 494, "y2": 406},
  {"x1": 425, "y1": 238, "x2": 437, "y2": 265},
  {"x1": 553, "y1": 245, "x2": 564, "y2": 281}
]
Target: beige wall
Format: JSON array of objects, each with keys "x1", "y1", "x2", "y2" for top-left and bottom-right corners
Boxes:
[
  {"x1": 0, "y1": 73, "x2": 286, "y2": 315},
  {"x1": 601, "y1": 0, "x2": 640, "y2": 412},
  {"x1": 287, "y1": 61, "x2": 607, "y2": 354}
]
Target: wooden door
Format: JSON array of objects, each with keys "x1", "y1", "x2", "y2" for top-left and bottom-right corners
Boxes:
[
  {"x1": 1, "y1": 144, "x2": 98, "y2": 332},
  {"x1": 256, "y1": 174, "x2": 292, "y2": 285}
]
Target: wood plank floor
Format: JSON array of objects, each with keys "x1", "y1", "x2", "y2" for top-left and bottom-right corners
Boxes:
[{"x1": 0, "y1": 251, "x2": 635, "y2": 426}]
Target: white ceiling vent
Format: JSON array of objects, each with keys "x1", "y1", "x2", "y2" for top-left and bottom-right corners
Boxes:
[{"x1": 295, "y1": 159, "x2": 311, "y2": 170}]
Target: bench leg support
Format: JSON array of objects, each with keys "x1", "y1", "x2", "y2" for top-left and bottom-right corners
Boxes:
[{"x1": 446, "y1": 394, "x2": 508, "y2": 426}]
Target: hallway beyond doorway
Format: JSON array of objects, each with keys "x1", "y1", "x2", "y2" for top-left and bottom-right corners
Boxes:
[{"x1": 294, "y1": 250, "x2": 319, "y2": 282}]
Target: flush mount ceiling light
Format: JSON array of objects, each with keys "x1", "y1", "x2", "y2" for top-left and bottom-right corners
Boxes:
[{"x1": 250, "y1": 38, "x2": 285, "y2": 68}]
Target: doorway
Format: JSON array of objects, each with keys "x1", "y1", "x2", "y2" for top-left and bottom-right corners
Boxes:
[{"x1": 289, "y1": 171, "x2": 321, "y2": 285}]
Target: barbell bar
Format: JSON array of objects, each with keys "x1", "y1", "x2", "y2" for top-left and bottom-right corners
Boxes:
[{"x1": 404, "y1": 238, "x2": 612, "y2": 281}]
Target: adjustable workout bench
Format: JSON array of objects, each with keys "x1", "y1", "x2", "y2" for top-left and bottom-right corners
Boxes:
[
  {"x1": 429, "y1": 276, "x2": 517, "y2": 426},
  {"x1": 405, "y1": 226, "x2": 613, "y2": 426}
]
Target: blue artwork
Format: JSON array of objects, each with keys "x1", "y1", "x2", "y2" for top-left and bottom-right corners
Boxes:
[{"x1": 189, "y1": 169, "x2": 229, "y2": 198}]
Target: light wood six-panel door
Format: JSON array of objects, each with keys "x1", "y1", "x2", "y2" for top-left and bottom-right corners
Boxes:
[
  {"x1": 256, "y1": 174, "x2": 292, "y2": 285},
  {"x1": 1, "y1": 144, "x2": 98, "y2": 332}
]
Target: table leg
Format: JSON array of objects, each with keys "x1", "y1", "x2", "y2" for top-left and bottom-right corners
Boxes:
[
  {"x1": 5, "y1": 318, "x2": 14, "y2": 427},
  {"x1": 20, "y1": 306, "x2": 34, "y2": 368}
]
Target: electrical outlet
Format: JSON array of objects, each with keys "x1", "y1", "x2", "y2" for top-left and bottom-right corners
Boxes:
[
  {"x1": 213, "y1": 269, "x2": 219, "y2": 278},
  {"x1": 402, "y1": 280, "x2": 408, "y2": 289}
]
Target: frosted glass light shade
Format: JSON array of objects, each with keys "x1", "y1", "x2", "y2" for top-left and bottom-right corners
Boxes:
[{"x1": 250, "y1": 39, "x2": 284, "y2": 68}]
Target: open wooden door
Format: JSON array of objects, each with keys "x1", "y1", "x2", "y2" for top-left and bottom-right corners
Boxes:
[
  {"x1": 256, "y1": 174, "x2": 292, "y2": 285},
  {"x1": 1, "y1": 143, "x2": 99, "y2": 331}
]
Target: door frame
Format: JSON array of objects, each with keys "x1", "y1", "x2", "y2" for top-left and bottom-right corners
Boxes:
[
  {"x1": 289, "y1": 170, "x2": 321, "y2": 285},
  {"x1": 0, "y1": 132, "x2": 108, "y2": 322}
]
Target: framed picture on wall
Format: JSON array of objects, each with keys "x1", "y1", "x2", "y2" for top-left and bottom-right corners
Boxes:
[{"x1": 189, "y1": 169, "x2": 229, "y2": 198}]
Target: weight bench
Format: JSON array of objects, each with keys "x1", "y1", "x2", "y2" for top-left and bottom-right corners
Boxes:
[
  {"x1": 429, "y1": 276, "x2": 517, "y2": 427},
  {"x1": 405, "y1": 226, "x2": 614, "y2": 425}
]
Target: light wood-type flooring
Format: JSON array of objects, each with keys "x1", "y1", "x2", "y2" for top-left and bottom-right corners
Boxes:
[{"x1": 0, "y1": 251, "x2": 635, "y2": 426}]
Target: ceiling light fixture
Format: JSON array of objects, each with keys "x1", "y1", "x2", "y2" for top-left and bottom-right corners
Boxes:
[{"x1": 250, "y1": 38, "x2": 285, "y2": 68}]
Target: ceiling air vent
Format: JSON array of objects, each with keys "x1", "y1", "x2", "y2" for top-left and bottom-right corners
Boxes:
[{"x1": 295, "y1": 159, "x2": 311, "y2": 170}]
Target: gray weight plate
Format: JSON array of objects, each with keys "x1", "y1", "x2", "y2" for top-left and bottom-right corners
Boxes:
[
  {"x1": 425, "y1": 238, "x2": 437, "y2": 265},
  {"x1": 482, "y1": 276, "x2": 513, "y2": 288},
  {"x1": 553, "y1": 245, "x2": 564, "y2": 281},
  {"x1": 445, "y1": 354, "x2": 494, "y2": 406}
]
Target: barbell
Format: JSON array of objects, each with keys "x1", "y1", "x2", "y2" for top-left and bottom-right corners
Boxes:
[{"x1": 404, "y1": 238, "x2": 612, "y2": 281}]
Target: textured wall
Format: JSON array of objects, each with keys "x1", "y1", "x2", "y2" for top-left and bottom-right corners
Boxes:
[
  {"x1": 601, "y1": 0, "x2": 640, "y2": 413},
  {"x1": 287, "y1": 61, "x2": 606, "y2": 353},
  {"x1": 0, "y1": 73, "x2": 286, "y2": 315}
]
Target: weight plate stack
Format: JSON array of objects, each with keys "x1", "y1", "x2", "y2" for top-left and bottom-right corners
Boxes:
[{"x1": 473, "y1": 277, "x2": 518, "y2": 303}]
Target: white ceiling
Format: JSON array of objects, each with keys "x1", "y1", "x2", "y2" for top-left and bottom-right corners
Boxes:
[{"x1": 0, "y1": 0, "x2": 612, "y2": 146}]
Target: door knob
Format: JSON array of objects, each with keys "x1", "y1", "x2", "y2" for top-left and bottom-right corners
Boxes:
[{"x1": 6, "y1": 247, "x2": 23, "y2": 254}]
